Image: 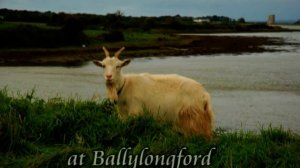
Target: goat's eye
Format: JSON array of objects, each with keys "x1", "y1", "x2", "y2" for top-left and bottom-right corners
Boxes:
[
  {"x1": 102, "y1": 65, "x2": 106, "y2": 68},
  {"x1": 116, "y1": 65, "x2": 121, "y2": 68}
]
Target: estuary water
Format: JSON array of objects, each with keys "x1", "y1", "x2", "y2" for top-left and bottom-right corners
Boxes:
[{"x1": 1, "y1": 32, "x2": 300, "y2": 133}]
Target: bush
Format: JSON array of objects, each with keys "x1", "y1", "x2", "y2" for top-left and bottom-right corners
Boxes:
[
  {"x1": 61, "y1": 16, "x2": 87, "y2": 45},
  {"x1": 0, "y1": 25, "x2": 64, "y2": 48},
  {"x1": 0, "y1": 22, "x2": 87, "y2": 48},
  {"x1": 102, "y1": 30, "x2": 125, "y2": 42}
]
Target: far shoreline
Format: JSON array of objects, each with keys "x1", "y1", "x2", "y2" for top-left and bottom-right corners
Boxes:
[{"x1": 0, "y1": 33, "x2": 299, "y2": 66}]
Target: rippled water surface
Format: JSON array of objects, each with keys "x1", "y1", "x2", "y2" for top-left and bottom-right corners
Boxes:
[{"x1": 1, "y1": 32, "x2": 300, "y2": 133}]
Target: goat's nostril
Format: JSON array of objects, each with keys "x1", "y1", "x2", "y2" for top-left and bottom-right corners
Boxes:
[{"x1": 106, "y1": 75, "x2": 112, "y2": 79}]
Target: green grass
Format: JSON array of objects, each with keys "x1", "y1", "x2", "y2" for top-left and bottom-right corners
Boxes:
[
  {"x1": 124, "y1": 32, "x2": 173, "y2": 43},
  {"x1": 0, "y1": 21, "x2": 18, "y2": 29},
  {"x1": 83, "y1": 28, "x2": 177, "y2": 46},
  {"x1": 0, "y1": 21, "x2": 60, "y2": 30},
  {"x1": 83, "y1": 29, "x2": 106, "y2": 38},
  {"x1": 0, "y1": 88, "x2": 299, "y2": 167}
]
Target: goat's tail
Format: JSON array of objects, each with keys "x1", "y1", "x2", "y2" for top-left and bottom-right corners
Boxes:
[{"x1": 176, "y1": 93, "x2": 214, "y2": 139}]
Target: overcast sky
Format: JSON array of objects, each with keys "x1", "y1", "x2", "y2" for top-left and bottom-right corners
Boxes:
[{"x1": 1, "y1": 0, "x2": 299, "y2": 21}]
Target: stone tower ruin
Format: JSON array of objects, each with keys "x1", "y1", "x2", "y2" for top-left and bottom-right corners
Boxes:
[{"x1": 267, "y1": 15, "x2": 275, "y2": 25}]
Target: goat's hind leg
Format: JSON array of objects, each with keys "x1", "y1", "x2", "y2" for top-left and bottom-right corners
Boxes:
[{"x1": 176, "y1": 106, "x2": 212, "y2": 139}]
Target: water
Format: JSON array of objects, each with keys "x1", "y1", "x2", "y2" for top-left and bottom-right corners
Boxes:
[
  {"x1": 276, "y1": 24, "x2": 300, "y2": 30},
  {"x1": 1, "y1": 32, "x2": 300, "y2": 133}
]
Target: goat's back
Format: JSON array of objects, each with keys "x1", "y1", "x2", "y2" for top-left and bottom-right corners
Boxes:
[{"x1": 119, "y1": 73, "x2": 209, "y2": 117}]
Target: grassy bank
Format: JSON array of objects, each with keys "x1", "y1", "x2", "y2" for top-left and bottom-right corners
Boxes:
[{"x1": 0, "y1": 89, "x2": 299, "y2": 167}]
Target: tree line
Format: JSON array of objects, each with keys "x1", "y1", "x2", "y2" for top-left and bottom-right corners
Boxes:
[
  {"x1": 0, "y1": 8, "x2": 272, "y2": 48},
  {"x1": 0, "y1": 8, "x2": 242, "y2": 30}
]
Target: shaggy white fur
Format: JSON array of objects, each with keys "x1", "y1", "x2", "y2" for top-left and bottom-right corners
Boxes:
[{"x1": 94, "y1": 47, "x2": 214, "y2": 139}]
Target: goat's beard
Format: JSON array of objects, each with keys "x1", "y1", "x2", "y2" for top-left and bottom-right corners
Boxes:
[{"x1": 106, "y1": 83, "x2": 118, "y2": 103}]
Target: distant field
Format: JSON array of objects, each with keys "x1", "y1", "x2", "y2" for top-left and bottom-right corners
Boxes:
[
  {"x1": 0, "y1": 21, "x2": 60, "y2": 30},
  {"x1": 83, "y1": 29, "x2": 105, "y2": 37},
  {"x1": 83, "y1": 29, "x2": 174, "y2": 44}
]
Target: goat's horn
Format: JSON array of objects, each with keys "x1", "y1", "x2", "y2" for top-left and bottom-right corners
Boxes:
[
  {"x1": 102, "y1": 46, "x2": 110, "y2": 57},
  {"x1": 114, "y1": 47, "x2": 125, "y2": 58}
]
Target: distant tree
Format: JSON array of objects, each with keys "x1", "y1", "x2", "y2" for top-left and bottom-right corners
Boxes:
[
  {"x1": 0, "y1": 15, "x2": 4, "y2": 23},
  {"x1": 105, "y1": 10, "x2": 125, "y2": 30},
  {"x1": 238, "y1": 17, "x2": 246, "y2": 23},
  {"x1": 204, "y1": 15, "x2": 233, "y2": 23},
  {"x1": 101, "y1": 10, "x2": 126, "y2": 42},
  {"x1": 115, "y1": 10, "x2": 124, "y2": 17},
  {"x1": 141, "y1": 17, "x2": 158, "y2": 31},
  {"x1": 61, "y1": 16, "x2": 86, "y2": 45}
]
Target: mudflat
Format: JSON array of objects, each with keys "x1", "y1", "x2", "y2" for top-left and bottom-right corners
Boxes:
[{"x1": 0, "y1": 35, "x2": 295, "y2": 66}]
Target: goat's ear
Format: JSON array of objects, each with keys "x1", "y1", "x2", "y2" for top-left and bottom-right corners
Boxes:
[
  {"x1": 93, "y1": 60, "x2": 104, "y2": 67},
  {"x1": 121, "y1": 59, "x2": 131, "y2": 67}
]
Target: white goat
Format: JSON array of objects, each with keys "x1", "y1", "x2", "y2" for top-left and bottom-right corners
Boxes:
[{"x1": 93, "y1": 47, "x2": 214, "y2": 139}]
